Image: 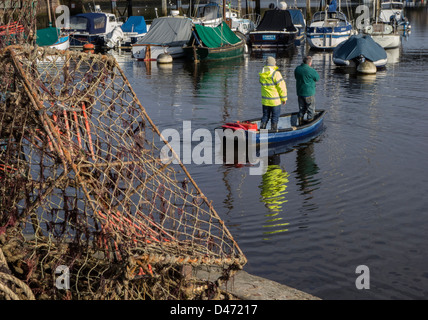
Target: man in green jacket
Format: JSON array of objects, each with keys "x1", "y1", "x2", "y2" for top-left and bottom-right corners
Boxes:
[
  {"x1": 259, "y1": 56, "x2": 287, "y2": 131},
  {"x1": 294, "y1": 56, "x2": 320, "y2": 124}
]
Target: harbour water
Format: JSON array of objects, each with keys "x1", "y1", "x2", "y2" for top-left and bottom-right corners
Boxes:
[{"x1": 111, "y1": 7, "x2": 428, "y2": 299}]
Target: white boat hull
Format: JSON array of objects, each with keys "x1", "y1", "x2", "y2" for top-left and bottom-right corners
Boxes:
[
  {"x1": 307, "y1": 32, "x2": 351, "y2": 50},
  {"x1": 50, "y1": 36, "x2": 70, "y2": 50},
  {"x1": 333, "y1": 57, "x2": 388, "y2": 68},
  {"x1": 132, "y1": 45, "x2": 185, "y2": 60},
  {"x1": 371, "y1": 34, "x2": 401, "y2": 49}
]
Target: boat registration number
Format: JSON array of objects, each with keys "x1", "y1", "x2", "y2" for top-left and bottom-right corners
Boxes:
[{"x1": 262, "y1": 35, "x2": 276, "y2": 40}]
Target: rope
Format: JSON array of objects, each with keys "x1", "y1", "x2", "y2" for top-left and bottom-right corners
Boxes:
[{"x1": 0, "y1": 248, "x2": 35, "y2": 300}]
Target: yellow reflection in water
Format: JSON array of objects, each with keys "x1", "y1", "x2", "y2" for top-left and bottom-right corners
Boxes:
[{"x1": 259, "y1": 155, "x2": 290, "y2": 238}]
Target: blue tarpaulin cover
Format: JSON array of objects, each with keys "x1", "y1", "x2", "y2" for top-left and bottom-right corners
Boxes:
[
  {"x1": 70, "y1": 13, "x2": 107, "y2": 34},
  {"x1": 121, "y1": 16, "x2": 147, "y2": 34},
  {"x1": 333, "y1": 34, "x2": 387, "y2": 62},
  {"x1": 288, "y1": 9, "x2": 305, "y2": 27}
]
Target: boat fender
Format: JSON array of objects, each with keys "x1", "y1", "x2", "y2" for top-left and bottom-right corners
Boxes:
[
  {"x1": 357, "y1": 60, "x2": 377, "y2": 74},
  {"x1": 83, "y1": 43, "x2": 95, "y2": 54},
  {"x1": 157, "y1": 53, "x2": 173, "y2": 64}
]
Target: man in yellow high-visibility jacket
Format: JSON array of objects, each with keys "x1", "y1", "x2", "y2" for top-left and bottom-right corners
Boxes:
[{"x1": 259, "y1": 56, "x2": 287, "y2": 131}]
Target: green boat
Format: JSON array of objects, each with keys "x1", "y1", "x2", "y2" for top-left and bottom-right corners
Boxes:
[{"x1": 184, "y1": 22, "x2": 246, "y2": 61}]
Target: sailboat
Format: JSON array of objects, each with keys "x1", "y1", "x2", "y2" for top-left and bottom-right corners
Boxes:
[
  {"x1": 306, "y1": 0, "x2": 354, "y2": 50},
  {"x1": 379, "y1": 0, "x2": 411, "y2": 34},
  {"x1": 361, "y1": 0, "x2": 406, "y2": 49},
  {"x1": 190, "y1": 1, "x2": 258, "y2": 35},
  {"x1": 36, "y1": 0, "x2": 70, "y2": 50}
]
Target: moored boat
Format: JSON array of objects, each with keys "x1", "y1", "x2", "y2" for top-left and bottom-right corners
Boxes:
[
  {"x1": 36, "y1": 26, "x2": 70, "y2": 50},
  {"x1": 183, "y1": 22, "x2": 246, "y2": 61},
  {"x1": 66, "y1": 8, "x2": 122, "y2": 48},
  {"x1": 332, "y1": 34, "x2": 388, "y2": 69},
  {"x1": 132, "y1": 16, "x2": 193, "y2": 61},
  {"x1": 103, "y1": 16, "x2": 148, "y2": 49},
  {"x1": 249, "y1": 4, "x2": 299, "y2": 50},
  {"x1": 306, "y1": 2, "x2": 354, "y2": 50}
]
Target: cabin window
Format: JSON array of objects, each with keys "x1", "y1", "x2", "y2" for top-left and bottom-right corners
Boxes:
[
  {"x1": 109, "y1": 16, "x2": 116, "y2": 23},
  {"x1": 70, "y1": 16, "x2": 88, "y2": 30},
  {"x1": 198, "y1": 6, "x2": 220, "y2": 20},
  {"x1": 93, "y1": 16, "x2": 106, "y2": 30}
]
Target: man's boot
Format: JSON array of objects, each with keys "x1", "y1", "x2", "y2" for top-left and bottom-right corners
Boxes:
[
  {"x1": 260, "y1": 122, "x2": 267, "y2": 129},
  {"x1": 271, "y1": 123, "x2": 278, "y2": 132},
  {"x1": 298, "y1": 117, "x2": 304, "y2": 126}
]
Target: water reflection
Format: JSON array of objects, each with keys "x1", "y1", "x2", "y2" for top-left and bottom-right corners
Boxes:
[
  {"x1": 294, "y1": 142, "x2": 320, "y2": 205},
  {"x1": 259, "y1": 154, "x2": 290, "y2": 238}
]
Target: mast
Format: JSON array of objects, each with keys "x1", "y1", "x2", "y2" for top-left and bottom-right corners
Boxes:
[{"x1": 47, "y1": 0, "x2": 52, "y2": 27}]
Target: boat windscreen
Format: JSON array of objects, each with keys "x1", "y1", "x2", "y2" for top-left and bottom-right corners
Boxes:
[{"x1": 70, "y1": 16, "x2": 88, "y2": 31}]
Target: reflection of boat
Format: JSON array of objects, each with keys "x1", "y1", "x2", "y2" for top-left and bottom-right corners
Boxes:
[
  {"x1": 333, "y1": 34, "x2": 388, "y2": 68},
  {"x1": 306, "y1": 1, "x2": 354, "y2": 50},
  {"x1": 131, "y1": 16, "x2": 193, "y2": 61},
  {"x1": 67, "y1": 8, "x2": 122, "y2": 48},
  {"x1": 183, "y1": 22, "x2": 246, "y2": 61},
  {"x1": 220, "y1": 110, "x2": 326, "y2": 145},
  {"x1": 249, "y1": 6, "x2": 299, "y2": 50}
]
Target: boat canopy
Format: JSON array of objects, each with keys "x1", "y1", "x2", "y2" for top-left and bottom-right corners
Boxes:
[
  {"x1": 136, "y1": 17, "x2": 192, "y2": 46},
  {"x1": 70, "y1": 13, "x2": 107, "y2": 34},
  {"x1": 194, "y1": 2, "x2": 221, "y2": 20},
  {"x1": 333, "y1": 34, "x2": 387, "y2": 62},
  {"x1": 256, "y1": 9, "x2": 297, "y2": 32},
  {"x1": 121, "y1": 16, "x2": 147, "y2": 34},
  {"x1": 36, "y1": 26, "x2": 60, "y2": 46},
  {"x1": 194, "y1": 22, "x2": 241, "y2": 47}
]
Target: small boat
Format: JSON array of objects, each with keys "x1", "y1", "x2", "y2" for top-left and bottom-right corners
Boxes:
[
  {"x1": 67, "y1": 7, "x2": 122, "y2": 48},
  {"x1": 306, "y1": 1, "x2": 354, "y2": 50},
  {"x1": 333, "y1": 34, "x2": 388, "y2": 69},
  {"x1": 103, "y1": 16, "x2": 148, "y2": 49},
  {"x1": 219, "y1": 110, "x2": 326, "y2": 145},
  {"x1": 379, "y1": 0, "x2": 411, "y2": 34},
  {"x1": 248, "y1": 5, "x2": 299, "y2": 50},
  {"x1": 361, "y1": 0, "x2": 409, "y2": 49},
  {"x1": 183, "y1": 22, "x2": 246, "y2": 61},
  {"x1": 35, "y1": 2, "x2": 70, "y2": 50},
  {"x1": 36, "y1": 26, "x2": 70, "y2": 50},
  {"x1": 132, "y1": 16, "x2": 193, "y2": 61}
]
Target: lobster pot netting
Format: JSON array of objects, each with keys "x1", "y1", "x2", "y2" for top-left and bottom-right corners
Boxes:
[
  {"x1": 0, "y1": 46, "x2": 247, "y2": 300},
  {"x1": 0, "y1": 1, "x2": 37, "y2": 50}
]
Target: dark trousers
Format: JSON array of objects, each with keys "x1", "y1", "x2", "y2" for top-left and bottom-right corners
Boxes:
[
  {"x1": 298, "y1": 96, "x2": 315, "y2": 121},
  {"x1": 261, "y1": 105, "x2": 281, "y2": 127}
]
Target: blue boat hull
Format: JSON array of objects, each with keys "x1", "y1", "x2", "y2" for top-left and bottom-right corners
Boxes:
[{"x1": 243, "y1": 110, "x2": 326, "y2": 145}]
